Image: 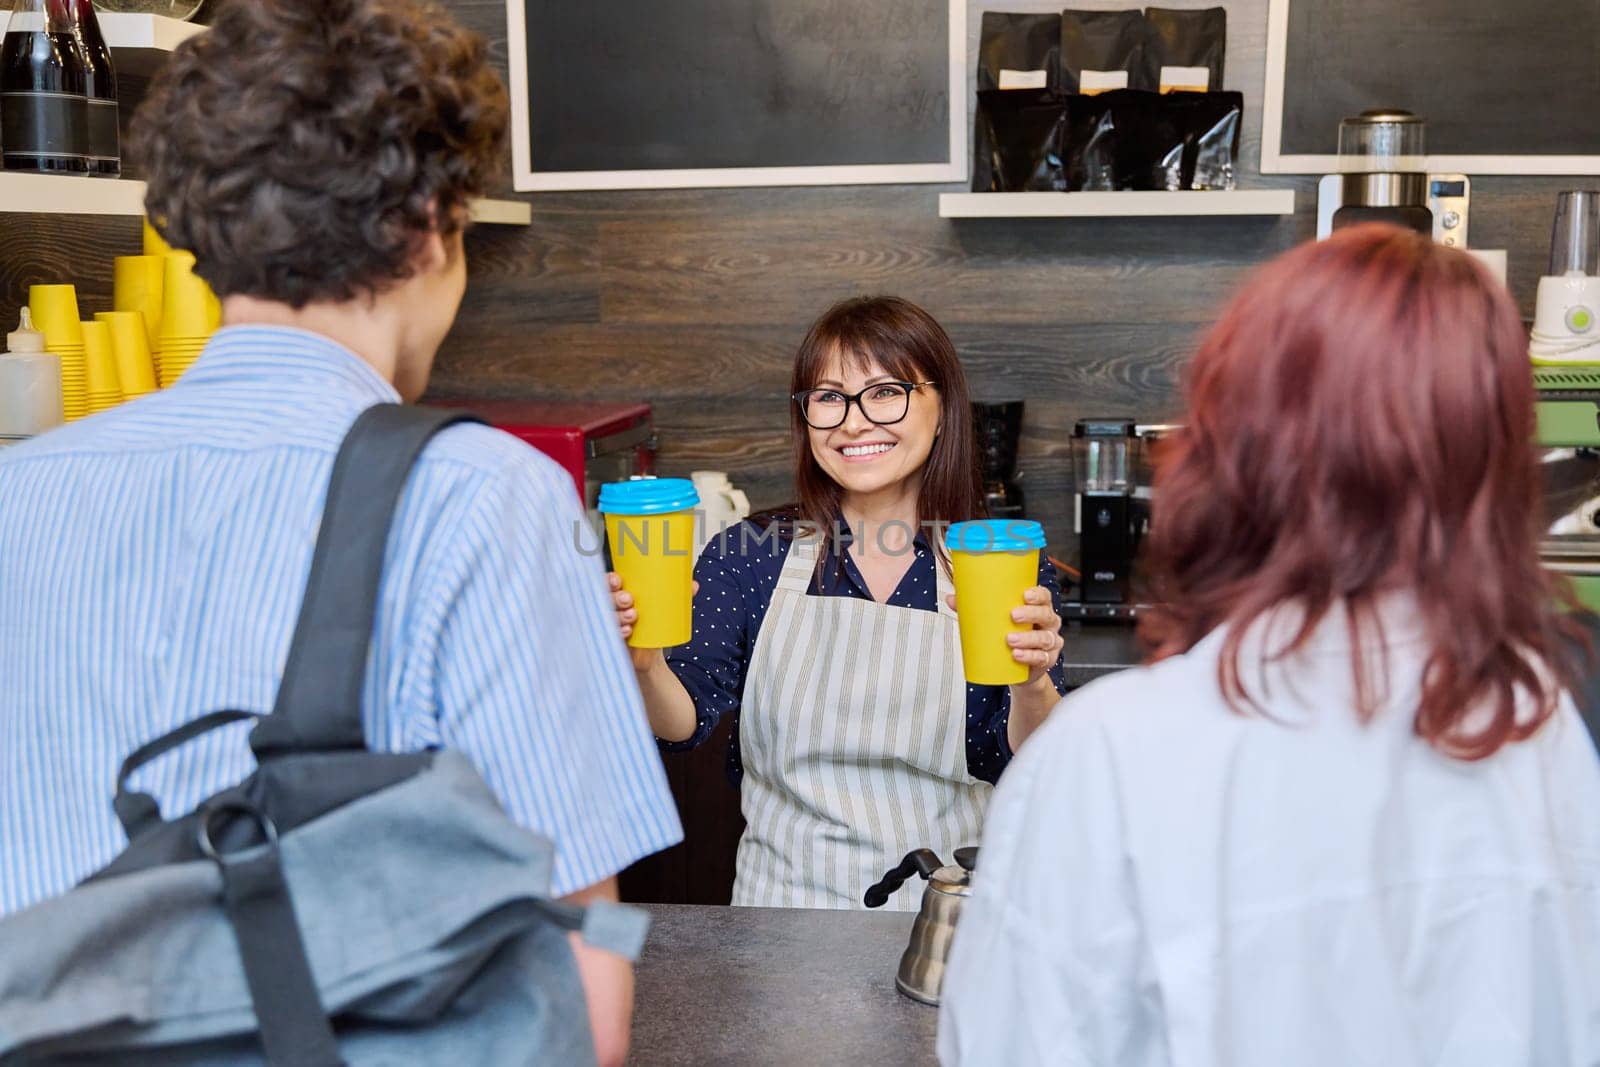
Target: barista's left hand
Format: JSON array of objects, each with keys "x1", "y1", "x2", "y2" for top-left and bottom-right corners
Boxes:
[
  {"x1": 944, "y1": 586, "x2": 1064, "y2": 685},
  {"x1": 1008, "y1": 586, "x2": 1064, "y2": 685}
]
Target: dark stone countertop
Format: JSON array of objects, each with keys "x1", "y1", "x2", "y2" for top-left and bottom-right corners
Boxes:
[
  {"x1": 1060, "y1": 622, "x2": 1144, "y2": 687},
  {"x1": 630, "y1": 904, "x2": 934, "y2": 1066}
]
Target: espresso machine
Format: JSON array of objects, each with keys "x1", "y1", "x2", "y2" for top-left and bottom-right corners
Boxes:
[
  {"x1": 972, "y1": 400, "x2": 1025, "y2": 520},
  {"x1": 1314, "y1": 109, "x2": 1471, "y2": 248},
  {"x1": 1065, "y1": 419, "x2": 1166, "y2": 623}
]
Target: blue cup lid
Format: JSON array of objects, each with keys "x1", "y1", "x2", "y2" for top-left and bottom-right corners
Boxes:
[
  {"x1": 597, "y1": 477, "x2": 700, "y2": 515},
  {"x1": 944, "y1": 518, "x2": 1047, "y2": 553}
]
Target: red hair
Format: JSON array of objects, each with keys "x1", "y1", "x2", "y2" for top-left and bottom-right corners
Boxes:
[{"x1": 1139, "y1": 224, "x2": 1583, "y2": 760}]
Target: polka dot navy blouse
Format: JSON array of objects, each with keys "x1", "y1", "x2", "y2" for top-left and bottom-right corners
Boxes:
[{"x1": 663, "y1": 514, "x2": 1069, "y2": 786}]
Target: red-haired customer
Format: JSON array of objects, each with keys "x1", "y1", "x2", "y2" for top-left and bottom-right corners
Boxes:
[{"x1": 938, "y1": 225, "x2": 1600, "y2": 1066}]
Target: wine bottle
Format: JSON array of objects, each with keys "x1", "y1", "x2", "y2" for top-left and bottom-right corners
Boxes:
[
  {"x1": 0, "y1": 0, "x2": 90, "y2": 174},
  {"x1": 61, "y1": 0, "x2": 115, "y2": 176}
]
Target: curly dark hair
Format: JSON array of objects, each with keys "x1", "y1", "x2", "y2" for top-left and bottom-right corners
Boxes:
[{"x1": 130, "y1": 0, "x2": 508, "y2": 307}]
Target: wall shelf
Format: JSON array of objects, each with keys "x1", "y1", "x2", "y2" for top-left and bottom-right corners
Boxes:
[
  {"x1": 0, "y1": 13, "x2": 531, "y2": 225},
  {"x1": 939, "y1": 190, "x2": 1297, "y2": 219},
  {"x1": 0, "y1": 173, "x2": 532, "y2": 226},
  {"x1": 100, "y1": 11, "x2": 206, "y2": 51}
]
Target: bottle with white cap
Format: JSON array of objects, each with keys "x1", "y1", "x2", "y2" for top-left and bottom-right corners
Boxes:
[{"x1": 0, "y1": 307, "x2": 64, "y2": 444}]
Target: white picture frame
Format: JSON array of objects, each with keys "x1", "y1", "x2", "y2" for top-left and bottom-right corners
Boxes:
[
  {"x1": 504, "y1": 0, "x2": 968, "y2": 192},
  {"x1": 1260, "y1": 0, "x2": 1600, "y2": 176}
]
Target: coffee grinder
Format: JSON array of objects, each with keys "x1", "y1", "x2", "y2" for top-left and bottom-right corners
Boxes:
[
  {"x1": 1065, "y1": 419, "x2": 1151, "y2": 622},
  {"x1": 972, "y1": 400, "x2": 1025, "y2": 520},
  {"x1": 1314, "y1": 109, "x2": 1471, "y2": 248}
]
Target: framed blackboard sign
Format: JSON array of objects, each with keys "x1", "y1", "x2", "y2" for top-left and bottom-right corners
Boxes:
[
  {"x1": 505, "y1": 0, "x2": 967, "y2": 191},
  {"x1": 1261, "y1": 0, "x2": 1600, "y2": 175}
]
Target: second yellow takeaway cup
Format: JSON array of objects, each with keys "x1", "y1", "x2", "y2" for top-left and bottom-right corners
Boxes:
[
  {"x1": 600, "y1": 478, "x2": 700, "y2": 649},
  {"x1": 946, "y1": 519, "x2": 1048, "y2": 686}
]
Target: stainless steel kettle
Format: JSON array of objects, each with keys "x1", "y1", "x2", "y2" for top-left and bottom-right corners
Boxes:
[{"x1": 863, "y1": 846, "x2": 978, "y2": 1006}]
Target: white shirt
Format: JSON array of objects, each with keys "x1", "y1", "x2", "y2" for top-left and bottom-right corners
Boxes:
[{"x1": 939, "y1": 604, "x2": 1600, "y2": 1067}]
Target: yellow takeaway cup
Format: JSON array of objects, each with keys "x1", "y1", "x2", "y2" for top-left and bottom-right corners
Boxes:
[
  {"x1": 946, "y1": 519, "x2": 1048, "y2": 686},
  {"x1": 599, "y1": 477, "x2": 700, "y2": 649}
]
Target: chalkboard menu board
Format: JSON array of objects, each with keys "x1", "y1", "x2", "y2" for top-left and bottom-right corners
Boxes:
[
  {"x1": 1261, "y1": 0, "x2": 1600, "y2": 174},
  {"x1": 505, "y1": 0, "x2": 965, "y2": 191}
]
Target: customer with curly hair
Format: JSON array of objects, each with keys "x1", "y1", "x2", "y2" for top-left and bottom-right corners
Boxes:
[
  {"x1": 0, "y1": 2, "x2": 679, "y2": 1062},
  {"x1": 939, "y1": 226, "x2": 1600, "y2": 1066}
]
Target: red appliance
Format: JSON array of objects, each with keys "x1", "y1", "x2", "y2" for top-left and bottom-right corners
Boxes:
[{"x1": 430, "y1": 400, "x2": 656, "y2": 509}]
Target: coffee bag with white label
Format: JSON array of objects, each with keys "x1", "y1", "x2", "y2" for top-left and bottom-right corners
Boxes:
[
  {"x1": 977, "y1": 11, "x2": 1062, "y2": 91},
  {"x1": 1141, "y1": 6, "x2": 1226, "y2": 93},
  {"x1": 1060, "y1": 10, "x2": 1146, "y2": 94},
  {"x1": 974, "y1": 13, "x2": 1064, "y2": 192}
]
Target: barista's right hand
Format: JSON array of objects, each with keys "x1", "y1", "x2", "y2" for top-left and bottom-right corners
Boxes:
[{"x1": 606, "y1": 573, "x2": 696, "y2": 673}]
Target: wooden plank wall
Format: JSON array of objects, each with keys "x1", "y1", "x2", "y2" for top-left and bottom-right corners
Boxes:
[
  {"x1": 0, "y1": 0, "x2": 1578, "y2": 550},
  {"x1": 0, "y1": 0, "x2": 1585, "y2": 903}
]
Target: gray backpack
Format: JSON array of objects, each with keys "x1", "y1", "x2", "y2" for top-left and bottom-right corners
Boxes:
[{"x1": 0, "y1": 404, "x2": 647, "y2": 1065}]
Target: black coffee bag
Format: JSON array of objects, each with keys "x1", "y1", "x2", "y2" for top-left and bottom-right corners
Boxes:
[
  {"x1": 1111, "y1": 90, "x2": 1185, "y2": 190},
  {"x1": 1173, "y1": 90, "x2": 1242, "y2": 190},
  {"x1": 1060, "y1": 10, "x2": 1146, "y2": 94},
  {"x1": 1142, "y1": 7, "x2": 1226, "y2": 93},
  {"x1": 977, "y1": 12, "x2": 1062, "y2": 91},
  {"x1": 973, "y1": 88, "x2": 1070, "y2": 192},
  {"x1": 1063, "y1": 92, "x2": 1123, "y2": 191}
]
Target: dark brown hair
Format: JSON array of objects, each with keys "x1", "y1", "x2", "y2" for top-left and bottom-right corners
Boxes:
[
  {"x1": 130, "y1": 0, "x2": 508, "y2": 307},
  {"x1": 1140, "y1": 224, "x2": 1582, "y2": 760},
  {"x1": 790, "y1": 296, "x2": 985, "y2": 563}
]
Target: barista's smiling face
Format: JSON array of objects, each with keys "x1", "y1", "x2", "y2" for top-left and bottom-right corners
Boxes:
[{"x1": 806, "y1": 348, "x2": 941, "y2": 500}]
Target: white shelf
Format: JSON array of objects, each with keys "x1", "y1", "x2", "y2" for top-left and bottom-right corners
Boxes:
[
  {"x1": 97, "y1": 11, "x2": 206, "y2": 78},
  {"x1": 0, "y1": 172, "x2": 143, "y2": 215},
  {"x1": 0, "y1": 173, "x2": 531, "y2": 226},
  {"x1": 99, "y1": 11, "x2": 206, "y2": 52},
  {"x1": 939, "y1": 190, "x2": 1297, "y2": 219}
]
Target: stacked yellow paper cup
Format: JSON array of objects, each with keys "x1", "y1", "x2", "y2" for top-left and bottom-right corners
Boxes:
[
  {"x1": 82, "y1": 320, "x2": 123, "y2": 414},
  {"x1": 157, "y1": 252, "x2": 221, "y2": 386},
  {"x1": 94, "y1": 311, "x2": 158, "y2": 400},
  {"x1": 113, "y1": 254, "x2": 164, "y2": 354},
  {"x1": 28, "y1": 285, "x2": 87, "y2": 421},
  {"x1": 143, "y1": 216, "x2": 173, "y2": 258}
]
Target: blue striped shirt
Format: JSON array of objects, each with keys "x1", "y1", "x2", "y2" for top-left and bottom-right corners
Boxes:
[{"x1": 0, "y1": 326, "x2": 682, "y2": 915}]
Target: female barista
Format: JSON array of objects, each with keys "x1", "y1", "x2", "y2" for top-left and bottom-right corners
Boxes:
[{"x1": 609, "y1": 296, "x2": 1067, "y2": 910}]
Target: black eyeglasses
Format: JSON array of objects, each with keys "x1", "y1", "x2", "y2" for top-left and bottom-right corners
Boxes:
[{"x1": 792, "y1": 381, "x2": 937, "y2": 430}]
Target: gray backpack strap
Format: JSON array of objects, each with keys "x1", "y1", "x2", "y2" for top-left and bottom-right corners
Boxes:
[
  {"x1": 251, "y1": 404, "x2": 478, "y2": 756},
  {"x1": 201, "y1": 798, "x2": 344, "y2": 1067},
  {"x1": 226, "y1": 404, "x2": 475, "y2": 1064}
]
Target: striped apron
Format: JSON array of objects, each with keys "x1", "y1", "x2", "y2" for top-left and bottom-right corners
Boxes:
[{"x1": 732, "y1": 540, "x2": 992, "y2": 910}]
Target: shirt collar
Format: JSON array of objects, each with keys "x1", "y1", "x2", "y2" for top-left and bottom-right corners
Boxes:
[
  {"x1": 817, "y1": 517, "x2": 933, "y2": 599},
  {"x1": 176, "y1": 325, "x2": 402, "y2": 404}
]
